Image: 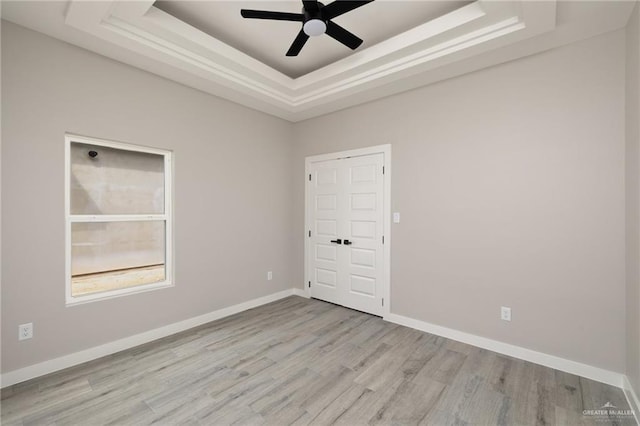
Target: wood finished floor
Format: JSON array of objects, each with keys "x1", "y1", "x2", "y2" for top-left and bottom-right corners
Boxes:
[{"x1": 1, "y1": 296, "x2": 635, "y2": 426}]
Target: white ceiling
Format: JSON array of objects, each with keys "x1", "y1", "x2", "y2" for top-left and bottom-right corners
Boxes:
[
  {"x1": 154, "y1": 1, "x2": 471, "y2": 78},
  {"x1": 0, "y1": 1, "x2": 636, "y2": 122}
]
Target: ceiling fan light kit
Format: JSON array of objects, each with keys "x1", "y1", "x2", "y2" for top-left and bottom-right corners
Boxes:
[
  {"x1": 303, "y1": 19, "x2": 326, "y2": 37},
  {"x1": 240, "y1": 0, "x2": 373, "y2": 56}
]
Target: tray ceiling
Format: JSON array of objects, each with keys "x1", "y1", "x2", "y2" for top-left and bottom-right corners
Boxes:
[
  {"x1": 154, "y1": 1, "x2": 471, "y2": 78},
  {"x1": 1, "y1": 1, "x2": 636, "y2": 122}
]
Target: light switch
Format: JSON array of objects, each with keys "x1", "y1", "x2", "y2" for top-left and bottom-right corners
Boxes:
[{"x1": 393, "y1": 212, "x2": 400, "y2": 223}]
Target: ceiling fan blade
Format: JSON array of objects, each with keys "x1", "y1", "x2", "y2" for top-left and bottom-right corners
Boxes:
[
  {"x1": 322, "y1": 1, "x2": 373, "y2": 20},
  {"x1": 286, "y1": 29, "x2": 310, "y2": 56},
  {"x1": 325, "y1": 20, "x2": 363, "y2": 50},
  {"x1": 240, "y1": 9, "x2": 304, "y2": 21},
  {"x1": 302, "y1": 0, "x2": 319, "y2": 13}
]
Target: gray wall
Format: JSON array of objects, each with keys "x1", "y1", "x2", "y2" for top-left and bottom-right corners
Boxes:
[
  {"x1": 1, "y1": 20, "x2": 632, "y2": 378},
  {"x1": 292, "y1": 30, "x2": 627, "y2": 373},
  {"x1": 1, "y1": 22, "x2": 294, "y2": 372},
  {"x1": 626, "y1": 1, "x2": 640, "y2": 396}
]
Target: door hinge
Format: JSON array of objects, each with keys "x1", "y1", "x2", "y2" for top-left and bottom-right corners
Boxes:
[
  {"x1": 309, "y1": 174, "x2": 311, "y2": 181},
  {"x1": 383, "y1": 166, "x2": 385, "y2": 175},
  {"x1": 382, "y1": 298, "x2": 384, "y2": 307},
  {"x1": 308, "y1": 281, "x2": 311, "y2": 288},
  {"x1": 308, "y1": 230, "x2": 311, "y2": 237},
  {"x1": 382, "y1": 235, "x2": 385, "y2": 244}
]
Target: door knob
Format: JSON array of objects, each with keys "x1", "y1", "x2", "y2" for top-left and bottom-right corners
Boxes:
[
  {"x1": 330, "y1": 239, "x2": 342, "y2": 244},
  {"x1": 343, "y1": 240, "x2": 352, "y2": 245}
]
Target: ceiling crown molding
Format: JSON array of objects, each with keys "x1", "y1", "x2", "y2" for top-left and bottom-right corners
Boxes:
[{"x1": 62, "y1": 0, "x2": 556, "y2": 121}]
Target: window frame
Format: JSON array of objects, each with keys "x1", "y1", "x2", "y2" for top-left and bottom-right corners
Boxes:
[{"x1": 64, "y1": 134, "x2": 174, "y2": 306}]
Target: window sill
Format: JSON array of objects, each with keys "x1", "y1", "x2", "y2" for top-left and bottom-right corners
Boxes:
[{"x1": 66, "y1": 281, "x2": 174, "y2": 306}]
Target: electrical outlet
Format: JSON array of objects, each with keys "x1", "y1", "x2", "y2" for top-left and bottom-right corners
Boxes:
[
  {"x1": 267, "y1": 271, "x2": 273, "y2": 281},
  {"x1": 19, "y1": 323, "x2": 33, "y2": 340},
  {"x1": 501, "y1": 307, "x2": 512, "y2": 322}
]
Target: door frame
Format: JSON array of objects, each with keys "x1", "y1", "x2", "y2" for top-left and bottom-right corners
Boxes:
[{"x1": 304, "y1": 144, "x2": 391, "y2": 317}]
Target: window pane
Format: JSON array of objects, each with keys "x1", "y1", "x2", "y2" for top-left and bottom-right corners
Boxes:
[
  {"x1": 71, "y1": 221, "x2": 166, "y2": 296},
  {"x1": 70, "y1": 143, "x2": 165, "y2": 215}
]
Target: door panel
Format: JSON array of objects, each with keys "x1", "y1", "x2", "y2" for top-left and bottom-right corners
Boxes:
[
  {"x1": 316, "y1": 219, "x2": 338, "y2": 236},
  {"x1": 316, "y1": 168, "x2": 338, "y2": 185},
  {"x1": 351, "y1": 193, "x2": 376, "y2": 211},
  {"x1": 349, "y1": 274, "x2": 376, "y2": 296},
  {"x1": 350, "y1": 248, "x2": 375, "y2": 268},
  {"x1": 308, "y1": 152, "x2": 384, "y2": 316},
  {"x1": 316, "y1": 268, "x2": 337, "y2": 288},
  {"x1": 316, "y1": 194, "x2": 337, "y2": 211},
  {"x1": 315, "y1": 244, "x2": 337, "y2": 262},
  {"x1": 308, "y1": 162, "x2": 341, "y2": 304},
  {"x1": 350, "y1": 221, "x2": 376, "y2": 239},
  {"x1": 341, "y1": 154, "x2": 384, "y2": 315},
  {"x1": 350, "y1": 164, "x2": 377, "y2": 183}
]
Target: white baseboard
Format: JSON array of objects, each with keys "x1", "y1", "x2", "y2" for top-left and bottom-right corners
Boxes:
[
  {"x1": 0, "y1": 290, "x2": 628, "y2": 395},
  {"x1": 0, "y1": 288, "x2": 298, "y2": 388},
  {"x1": 292, "y1": 287, "x2": 309, "y2": 298},
  {"x1": 384, "y1": 313, "x2": 624, "y2": 388},
  {"x1": 623, "y1": 375, "x2": 640, "y2": 424}
]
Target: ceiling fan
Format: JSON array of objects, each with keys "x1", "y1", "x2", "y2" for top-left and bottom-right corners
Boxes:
[{"x1": 240, "y1": 1, "x2": 373, "y2": 56}]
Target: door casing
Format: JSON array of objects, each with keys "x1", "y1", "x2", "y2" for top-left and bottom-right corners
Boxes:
[{"x1": 304, "y1": 144, "x2": 391, "y2": 317}]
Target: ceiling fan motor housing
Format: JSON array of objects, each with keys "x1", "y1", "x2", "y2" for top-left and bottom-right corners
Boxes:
[{"x1": 303, "y1": 2, "x2": 326, "y2": 36}]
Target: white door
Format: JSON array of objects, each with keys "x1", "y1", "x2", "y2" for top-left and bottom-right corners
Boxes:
[{"x1": 307, "y1": 152, "x2": 385, "y2": 316}]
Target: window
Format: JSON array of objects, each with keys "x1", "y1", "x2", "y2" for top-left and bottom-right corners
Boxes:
[{"x1": 65, "y1": 134, "x2": 172, "y2": 305}]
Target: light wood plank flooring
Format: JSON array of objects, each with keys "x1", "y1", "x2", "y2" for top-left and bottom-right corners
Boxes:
[{"x1": 1, "y1": 296, "x2": 636, "y2": 425}]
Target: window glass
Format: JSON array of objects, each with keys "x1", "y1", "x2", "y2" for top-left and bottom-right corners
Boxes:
[
  {"x1": 66, "y1": 137, "x2": 172, "y2": 304},
  {"x1": 70, "y1": 143, "x2": 165, "y2": 215}
]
